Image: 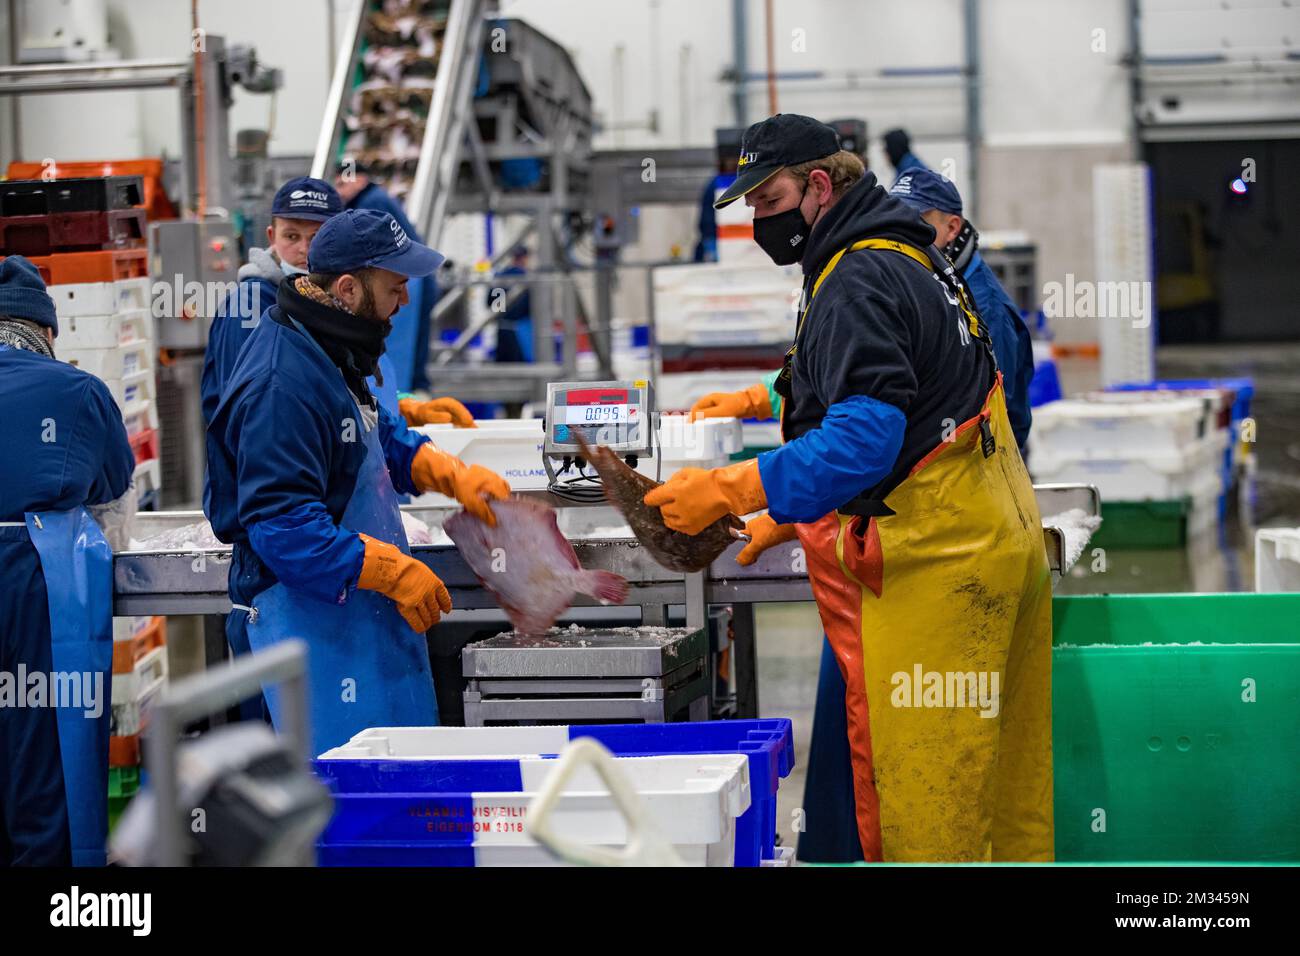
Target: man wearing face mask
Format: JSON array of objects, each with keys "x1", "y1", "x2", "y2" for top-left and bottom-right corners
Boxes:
[
  {"x1": 206, "y1": 209, "x2": 510, "y2": 752},
  {"x1": 646, "y1": 114, "x2": 1053, "y2": 863}
]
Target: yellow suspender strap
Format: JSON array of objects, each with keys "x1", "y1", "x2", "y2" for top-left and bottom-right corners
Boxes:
[{"x1": 797, "y1": 236, "x2": 985, "y2": 345}]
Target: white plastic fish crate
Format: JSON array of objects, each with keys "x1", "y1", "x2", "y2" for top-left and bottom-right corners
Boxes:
[
  {"x1": 1029, "y1": 429, "x2": 1227, "y2": 502},
  {"x1": 109, "y1": 670, "x2": 164, "y2": 736},
  {"x1": 103, "y1": 368, "x2": 155, "y2": 417},
  {"x1": 58, "y1": 308, "x2": 153, "y2": 351},
  {"x1": 111, "y1": 615, "x2": 153, "y2": 643},
  {"x1": 110, "y1": 644, "x2": 167, "y2": 704},
  {"x1": 47, "y1": 276, "x2": 151, "y2": 318},
  {"x1": 131, "y1": 457, "x2": 161, "y2": 502},
  {"x1": 410, "y1": 415, "x2": 742, "y2": 502},
  {"x1": 61, "y1": 340, "x2": 152, "y2": 383},
  {"x1": 1031, "y1": 396, "x2": 1211, "y2": 457},
  {"x1": 317, "y1": 752, "x2": 751, "y2": 867},
  {"x1": 1256, "y1": 528, "x2": 1300, "y2": 593},
  {"x1": 122, "y1": 401, "x2": 159, "y2": 436},
  {"x1": 653, "y1": 261, "x2": 800, "y2": 347},
  {"x1": 657, "y1": 369, "x2": 776, "y2": 414}
]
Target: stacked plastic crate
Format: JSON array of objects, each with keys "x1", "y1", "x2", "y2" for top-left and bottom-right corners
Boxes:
[
  {"x1": 1028, "y1": 391, "x2": 1231, "y2": 547},
  {"x1": 0, "y1": 175, "x2": 160, "y2": 510},
  {"x1": 651, "y1": 261, "x2": 800, "y2": 454},
  {"x1": 0, "y1": 175, "x2": 164, "y2": 828},
  {"x1": 314, "y1": 719, "x2": 796, "y2": 867},
  {"x1": 108, "y1": 615, "x2": 168, "y2": 829}
]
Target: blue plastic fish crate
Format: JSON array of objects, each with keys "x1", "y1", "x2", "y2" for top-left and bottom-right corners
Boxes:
[{"x1": 314, "y1": 719, "x2": 795, "y2": 867}]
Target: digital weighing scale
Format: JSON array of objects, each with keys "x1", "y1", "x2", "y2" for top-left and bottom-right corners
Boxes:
[{"x1": 542, "y1": 379, "x2": 659, "y2": 502}]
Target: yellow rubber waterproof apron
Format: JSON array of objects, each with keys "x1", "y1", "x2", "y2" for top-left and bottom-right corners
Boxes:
[
  {"x1": 244, "y1": 319, "x2": 439, "y2": 756},
  {"x1": 787, "y1": 239, "x2": 1054, "y2": 862}
]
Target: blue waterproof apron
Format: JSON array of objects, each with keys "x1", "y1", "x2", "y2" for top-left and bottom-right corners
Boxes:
[
  {"x1": 244, "y1": 321, "x2": 439, "y2": 755},
  {"x1": 16, "y1": 507, "x2": 114, "y2": 866}
]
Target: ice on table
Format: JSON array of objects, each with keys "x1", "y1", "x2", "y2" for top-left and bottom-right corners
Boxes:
[
  {"x1": 1042, "y1": 508, "x2": 1103, "y2": 572},
  {"x1": 129, "y1": 520, "x2": 223, "y2": 552}
]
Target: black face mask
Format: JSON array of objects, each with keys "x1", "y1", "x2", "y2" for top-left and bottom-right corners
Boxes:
[{"x1": 753, "y1": 186, "x2": 814, "y2": 265}]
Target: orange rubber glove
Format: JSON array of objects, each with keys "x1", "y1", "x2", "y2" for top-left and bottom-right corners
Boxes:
[
  {"x1": 735, "y1": 514, "x2": 799, "y2": 566},
  {"x1": 411, "y1": 444, "x2": 510, "y2": 526},
  {"x1": 642, "y1": 458, "x2": 767, "y2": 536},
  {"x1": 688, "y1": 382, "x2": 772, "y2": 423},
  {"x1": 356, "y1": 533, "x2": 452, "y2": 632},
  {"x1": 399, "y1": 396, "x2": 477, "y2": 428}
]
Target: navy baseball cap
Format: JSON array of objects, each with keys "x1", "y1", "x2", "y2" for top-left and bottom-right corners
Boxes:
[
  {"x1": 308, "y1": 208, "x2": 444, "y2": 277},
  {"x1": 889, "y1": 168, "x2": 963, "y2": 216},
  {"x1": 272, "y1": 176, "x2": 344, "y2": 222},
  {"x1": 713, "y1": 114, "x2": 841, "y2": 209}
]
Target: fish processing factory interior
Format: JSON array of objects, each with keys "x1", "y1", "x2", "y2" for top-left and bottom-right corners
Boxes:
[{"x1": 0, "y1": 0, "x2": 1297, "y2": 902}]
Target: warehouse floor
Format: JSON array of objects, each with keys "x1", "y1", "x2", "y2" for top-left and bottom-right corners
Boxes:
[{"x1": 758, "y1": 342, "x2": 1300, "y2": 857}]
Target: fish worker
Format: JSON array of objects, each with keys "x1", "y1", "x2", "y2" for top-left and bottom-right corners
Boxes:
[
  {"x1": 0, "y1": 256, "x2": 135, "y2": 866},
  {"x1": 206, "y1": 209, "x2": 510, "y2": 753},
  {"x1": 889, "y1": 167, "x2": 1034, "y2": 452},
  {"x1": 200, "y1": 176, "x2": 474, "y2": 433},
  {"x1": 647, "y1": 114, "x2": 1053, "y2": 862}
]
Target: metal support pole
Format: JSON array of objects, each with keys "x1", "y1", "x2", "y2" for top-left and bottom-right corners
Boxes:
[
  {"x1": 730, "y1": 0, "x2": 748, "y2": 126},
  {"x1": 963, "y1": 0, "x2": 981, "y2": 220},
  {"x1": 731, "y1": 602, "x2": 759, "y2": 719}
]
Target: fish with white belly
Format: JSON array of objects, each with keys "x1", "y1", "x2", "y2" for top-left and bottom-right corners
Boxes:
[{"x1": 444, "y1": 496, "x2": 630, "y2": 635}]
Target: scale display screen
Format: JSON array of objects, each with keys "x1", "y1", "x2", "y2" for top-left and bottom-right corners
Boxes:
[{"x1": 545, "y1": 381, "x2": 652, "y2": 455}]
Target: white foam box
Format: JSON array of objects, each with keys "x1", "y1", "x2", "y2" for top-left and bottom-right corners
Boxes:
[
  {"x1": 48, "y1": 276, "x2": 152, "y2": 318},
  {"x1": 653, "y1": 261, "x2": 800, "y2": 347},
  {"x1": 1031, "y1": 395, "x2": 1212, "y2": 457},
  {"x1": 59, "y1": 308, "x2": 153, "y2": 350},
  {"x1": 410, "y1": 415, "x2": 743, "y2": 505},
  {"x1": 656, "y1": 369, "x2": 776, "y2": 413},
  {"x1": 62, "y1": 340, "x2": 152, "y2": 382},
  {"x1": 1029, "y1": 428, "x2": 1228, "y2": 502},
  {"x1": 323, "y1": 751, "x2": 751, "y2": 867},
  {"x1": 1256, "y1": 528, "x2": 1300, "y2": 593}
]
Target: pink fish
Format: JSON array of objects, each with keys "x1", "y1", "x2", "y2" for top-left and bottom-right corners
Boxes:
[{"x1": 444, "y1": 496, "x2": 629, "y2": 635}]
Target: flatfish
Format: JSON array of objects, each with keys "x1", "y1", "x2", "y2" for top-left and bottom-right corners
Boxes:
[
  {"x1": 444, "y1": 496, "x2": 629, "y2": 635},
  {"x1": 574, "y1": 434, "x2": 743, "y2": 573}
]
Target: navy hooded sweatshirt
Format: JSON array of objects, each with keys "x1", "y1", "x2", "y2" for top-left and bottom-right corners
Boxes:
[{"x1": 757, "y1": 171, "x2": 997, "y2": 523}]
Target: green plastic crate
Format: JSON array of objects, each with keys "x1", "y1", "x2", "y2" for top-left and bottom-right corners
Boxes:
[
  {"x1": 1089, "y1": 498, "x2": 1190, "y2": 550},
  {"x1": 1053, "y1": 593, "x2": 1300, "y2": 862},
  {"x1": 108, "y1": 765, "x2": 140, "y2": 799}
]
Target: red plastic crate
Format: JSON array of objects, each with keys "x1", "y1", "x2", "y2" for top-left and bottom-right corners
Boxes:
[
  {"x1": 112, "y1": 615, "x2": 165, "y2": 675},
  {"x1": 128, "y1": 427, "x2": 160, "y2": 466},
  {"x1": 109, "y1": 734, "x2": 140, "y2": 768},
  {"x1": 0, "y1": 208, "x2": 146, "y2": 256},
  {"x1": 7, "y1": 247, "x2": 148, "y2": 284}
]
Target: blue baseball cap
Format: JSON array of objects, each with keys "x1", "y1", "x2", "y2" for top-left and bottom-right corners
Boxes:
[
  {"x1": 889, "y1": 168, "x2": 963, "y2": 216},
  {"x1": 308, "y1": 208, "x2": 444, "y2": 277},
  {"x1": 272, "y1": 176, "x2": 344, "y2": 222}
]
